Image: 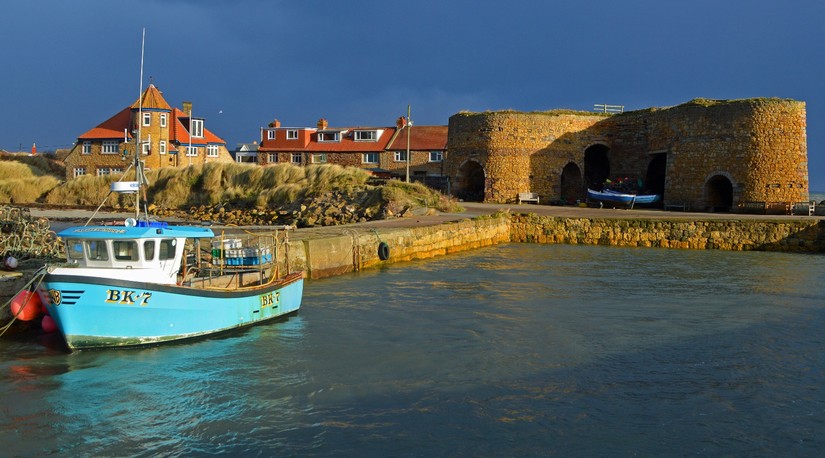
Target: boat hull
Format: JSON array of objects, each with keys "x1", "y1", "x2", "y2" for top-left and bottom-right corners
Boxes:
[
  {"x1": 42, "y1": 272, "x2": 303, "y2": 350},
  {"x1": 587, "y1": 189, "x2": 661, "y2": 206}
]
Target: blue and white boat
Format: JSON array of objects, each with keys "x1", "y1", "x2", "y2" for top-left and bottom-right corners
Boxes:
[
  {"x1": 40, "y1": 30, "x2": 303, "y2": 350},
  {"x1": 587, "y1": 188, "x2": 662, "y2": 208},
  {"x1": 42, "y1": 221, "x2": 303, "y2": 350}
]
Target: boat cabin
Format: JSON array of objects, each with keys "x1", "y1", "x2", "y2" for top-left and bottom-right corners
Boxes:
[{"x1": 58, "y1": 223, "x2": 215, "y2": 285}]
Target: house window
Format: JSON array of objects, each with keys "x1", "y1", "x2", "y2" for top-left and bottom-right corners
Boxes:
[
  {"x1": 318, "y1": 132, "x2": 340, "y2": 142},
  {"x1": 82, "y1": 141, "x2": 91, "y2": 155},
  {"x1": 267, "y1": 130, "x2": 276, "y2": 140},
  {"x1": 143, "y1": 112, "x2": 151, "y2": 126},
  {"x1": 286, "y1": 130, "x2": 298, "y2": 140},
  {"x1": 207, "y1": 145, "x2": 219, "y2": 157},
  {"x1": 73, "y1": 167, "x2": 86, "y2": 178},
  {"x1": 142, "y1": 141, "x2": 151, "y2": 155},
  {"x1": 362, "y1": 152, "x2": 379, "y2": 164},
  {"x1": 97, "y1": 168, "x2": 111, "y2": 176},
  {"x1": 186, "y1": 146, "x2": 198, "y2": 157},
  {"x1": 355, "y1": 130, "x2": 377, "y2": 141},
  {"x1": 102, "y1": 140, "x2": 119, "y2": 154},
  {"x1": 268, "y1": 153, "x2": 277, "y2": 163},
  {"x1": 291, "y1": 153, "x2": 302, "y2": 164},
  {"x1": 394, "y1": 151, "x2": 408, "y2": 162},
  {"x1": 312, "y1": 153, "x2": 327, "y2": 163},
  {"x1": 429, "y1": 151, "x2": 443, "y2": 162},
  {"x1": 191, "y1": 119, "x2": 204, "y2": 138},
  {"x1": 159, "y1": 141, "x2": 167, "y2": 155},
  {"x1": 160, "y1": 113, "x2": 167, "y2": 127},
  {"x1": 112, "y1": 168, "x2": 123, "y2": 175}
]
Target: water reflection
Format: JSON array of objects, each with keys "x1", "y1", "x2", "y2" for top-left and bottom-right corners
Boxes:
[{"x1": 1, "y1": 244, "x2": 824, "y2": 455}]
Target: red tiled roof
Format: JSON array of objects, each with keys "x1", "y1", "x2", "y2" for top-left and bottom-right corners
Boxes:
[
  {"x1": 387, "y1": 125, "x2": 448, "y2": 150},
  {"x1": 77, "y1": 107, "x2": 132, "y2": 140},
  {"x1": 259, "y1": 126, "x2": 397, "y2": 152},
  {"x1": 169, "y1": 108, "x2": 226, "y2": 145}
]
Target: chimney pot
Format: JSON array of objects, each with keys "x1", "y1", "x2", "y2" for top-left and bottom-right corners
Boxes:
[{"x1": 317, "y1": 118, "x2": 329, "y2": 130}]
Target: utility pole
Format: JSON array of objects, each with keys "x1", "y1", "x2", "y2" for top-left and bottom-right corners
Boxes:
[{"x1": 405, "y1": 104, "x2": 411, "y2": 183}]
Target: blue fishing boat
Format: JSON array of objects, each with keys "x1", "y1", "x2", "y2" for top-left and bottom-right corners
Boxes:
[
  {"x1": 42, "y1": 222, "x2": 303, "y2": 350},
  {"x1": 587, "y1": 188, "x2": 661, "y2": 208},
  {"x1": 40, "y1": 30, "x2": 303, "y2": 350}
]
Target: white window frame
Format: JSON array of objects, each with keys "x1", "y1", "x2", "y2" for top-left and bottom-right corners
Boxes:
[
  {"x1": 142, "y1": 112, "x2": 151, "y2": 126},
  {"x1": 291, "y1": 153, "x2": 302, "y2": 164},
  {"x1": 159, "y1": 140, "x2": 167, "y2": 155},
  {"x1": 286, "y1": 130, "x2": 298, "y2": 140},
  {"x1": 160, "y1": 113, "x2": 167, "y2": 128},
  {"x1": 394, "y1": 151, "x2": 407, "y2": 162},
  {"x1": 97, "y1": 168, "x2": 111, "y2": 176},
  {"x1": 142, "y1": 141, "x2": 151, "y2": 155},
  {"x1": 73, "y1": 167, "x2": 86, "y2": 178},
  {"x1": 267, "y1": 153, "x2": 277, "y2": 163},
  {"x1": 312, "y1": 153, "x2": 327, "y2": 163},
  {"x1": 267, "y1": 130, "x2": 276, "y2": 140},
  {"x1": 362, "y1": 152, "x2": 379, "y2": 164},
  {"x1": 318, "y1": 132, "x2": 340, "y2": 142},
  {"x1": 191, "y1": 119, "x2": 204, "y2": 138},
  {"x1": 429, "y1": 151, "x2": 443, "y2": 162},
  {"x1": 186, "y1": 146, "x2": 198, "y2": 157},
  {"x1": 82, "y1": 141, "x2": 91, "y2": 155},
  {"x1": 207, "y1": 145, "x2": 219, "y2": 157},
  {"x1": 102, "y1": 140, "x2": 119, "y2": 154},
  {"x1": 354, "y1": 130, "x2": 378, "y2": 142}
]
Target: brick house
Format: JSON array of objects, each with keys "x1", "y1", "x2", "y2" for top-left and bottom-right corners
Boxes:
[
  {"x1": 63, "y1": 84, "x2": 233, "y2": 179},
  {"x1": 257, "y1": 117, "x2": 448, "y2": 188}
]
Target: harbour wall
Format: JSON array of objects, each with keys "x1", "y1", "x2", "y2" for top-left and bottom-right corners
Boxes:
[{"x1": 286, "y1": 213, "x2": 825, "y2": 279}]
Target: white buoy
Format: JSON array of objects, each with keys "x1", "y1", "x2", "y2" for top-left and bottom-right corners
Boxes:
[{"x1": 4, "y1": 256, "x2": 18, "y2": 269}]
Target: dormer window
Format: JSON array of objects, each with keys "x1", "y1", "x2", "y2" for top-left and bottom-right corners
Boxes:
[
  {"x1": 191, "y1": 119, "x2": 204, "y2": 138},
  {"x1": 267, "y1": 130, "x2": 276, "y2": 140},
  {"x1": 354, "y1": 130, "x2": 379, "y2": 142},
  {"x1": 286, "y1": 129, "x2": 298, "y2": 140},
  {"x1": 318, "y1": 131, "x2": 341, "y2": 142}
]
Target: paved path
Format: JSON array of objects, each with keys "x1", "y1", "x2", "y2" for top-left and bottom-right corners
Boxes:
[{"x1": 29, "y1": 202, "x2": 823, "y2": 241}]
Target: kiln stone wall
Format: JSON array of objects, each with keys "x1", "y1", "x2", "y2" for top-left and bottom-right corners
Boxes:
[{"x1": 446, "y1": 98, "x2": 808, "y2": 209}]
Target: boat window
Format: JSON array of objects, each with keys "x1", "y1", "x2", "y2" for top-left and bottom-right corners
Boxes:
[
  {"x1": 85, "y1": 240, "x2": 109, "y2": 261},
  {"x1": 113, "y1": 240, "x2": 139, "y2": 261},
  {"x1": 144, "y1": 240, "x2": 156, "y2": 261},
  {"x1": 159, "y1": 239, "x2": 176, "y2": 260},
  {"x1": 66, "y1": 240, "x2": 84, "y2": 260}
]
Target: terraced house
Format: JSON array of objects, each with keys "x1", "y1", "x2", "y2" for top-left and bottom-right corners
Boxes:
[
  {"x1": 64, "y1": 84, "x2": 233, "y2": 179},
  {"x1": 257, "y1": 117, "x2": 448, "y2": 189}
]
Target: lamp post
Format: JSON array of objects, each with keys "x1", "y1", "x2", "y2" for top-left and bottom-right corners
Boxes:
[{"x1": 405, "y1": 104, "x2": 412, "y2": 183}]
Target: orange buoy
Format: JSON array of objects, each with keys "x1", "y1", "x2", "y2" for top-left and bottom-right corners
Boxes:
[
  {"x1": 10, "y1": 290, "x2": 43, "y2": 321},
  {"x1": 41, "y1": 315, "x2": 58, "y2": 333}
]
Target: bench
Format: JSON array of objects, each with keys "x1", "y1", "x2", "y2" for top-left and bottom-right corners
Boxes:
[
  {"x1": 791, "y1": 201, "x2": 817, "y2": 216},
  {"x1": 518, "y1": 192, "x2": 540, "y2": 204}
]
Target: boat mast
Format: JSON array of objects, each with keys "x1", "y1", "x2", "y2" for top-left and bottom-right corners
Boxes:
[{"x1": 136, "y1": 27, "x2": 145, "y2": 221}]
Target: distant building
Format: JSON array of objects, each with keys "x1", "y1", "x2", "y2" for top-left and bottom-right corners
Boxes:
[
  {"x1": 63, "y1": 84, "x2": 233, "y2": 179},
  {"x1": 257, "y1": 117, "x2": 448, "y2": 188},
  {"x1": 233, "y1": 142, "x2": 258, "y2": 163}
]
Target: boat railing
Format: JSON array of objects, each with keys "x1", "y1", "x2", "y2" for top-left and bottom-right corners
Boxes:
[{"x1": 182, "y1": 227, "x2": 295, "y2": 289}]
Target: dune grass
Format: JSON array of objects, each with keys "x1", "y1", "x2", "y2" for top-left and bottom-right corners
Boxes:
[{"x1": 0, "y1": 157, "x2": 62, "y2": 203}]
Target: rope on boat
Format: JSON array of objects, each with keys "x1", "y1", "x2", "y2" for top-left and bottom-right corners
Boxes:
[{"x1": 0, "y1": 265, "x2": 48, "y2": 337}]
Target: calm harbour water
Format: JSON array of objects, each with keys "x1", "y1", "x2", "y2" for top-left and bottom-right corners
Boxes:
[{"x1": 2, "y1": 243, "x2": 824, "y2": 456}]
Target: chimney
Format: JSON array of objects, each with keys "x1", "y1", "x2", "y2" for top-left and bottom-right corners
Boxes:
[
  {"x1": 183, "y1": 101, "x2": 192, "y2": 116},
  {"x1": 269, "y1": 119, "x2": 281, "y2": 128},
  {"x1": 396, "y1": 116, "x2": 407, "y2": 129},
  {"x1": 317, "y1": 118, "x2": 328, "y2": 130}
]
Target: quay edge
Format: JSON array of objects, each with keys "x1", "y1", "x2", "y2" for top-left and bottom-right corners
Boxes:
[{"x1": 287, "y1": 213, "x2": 825, "y2": 280}]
